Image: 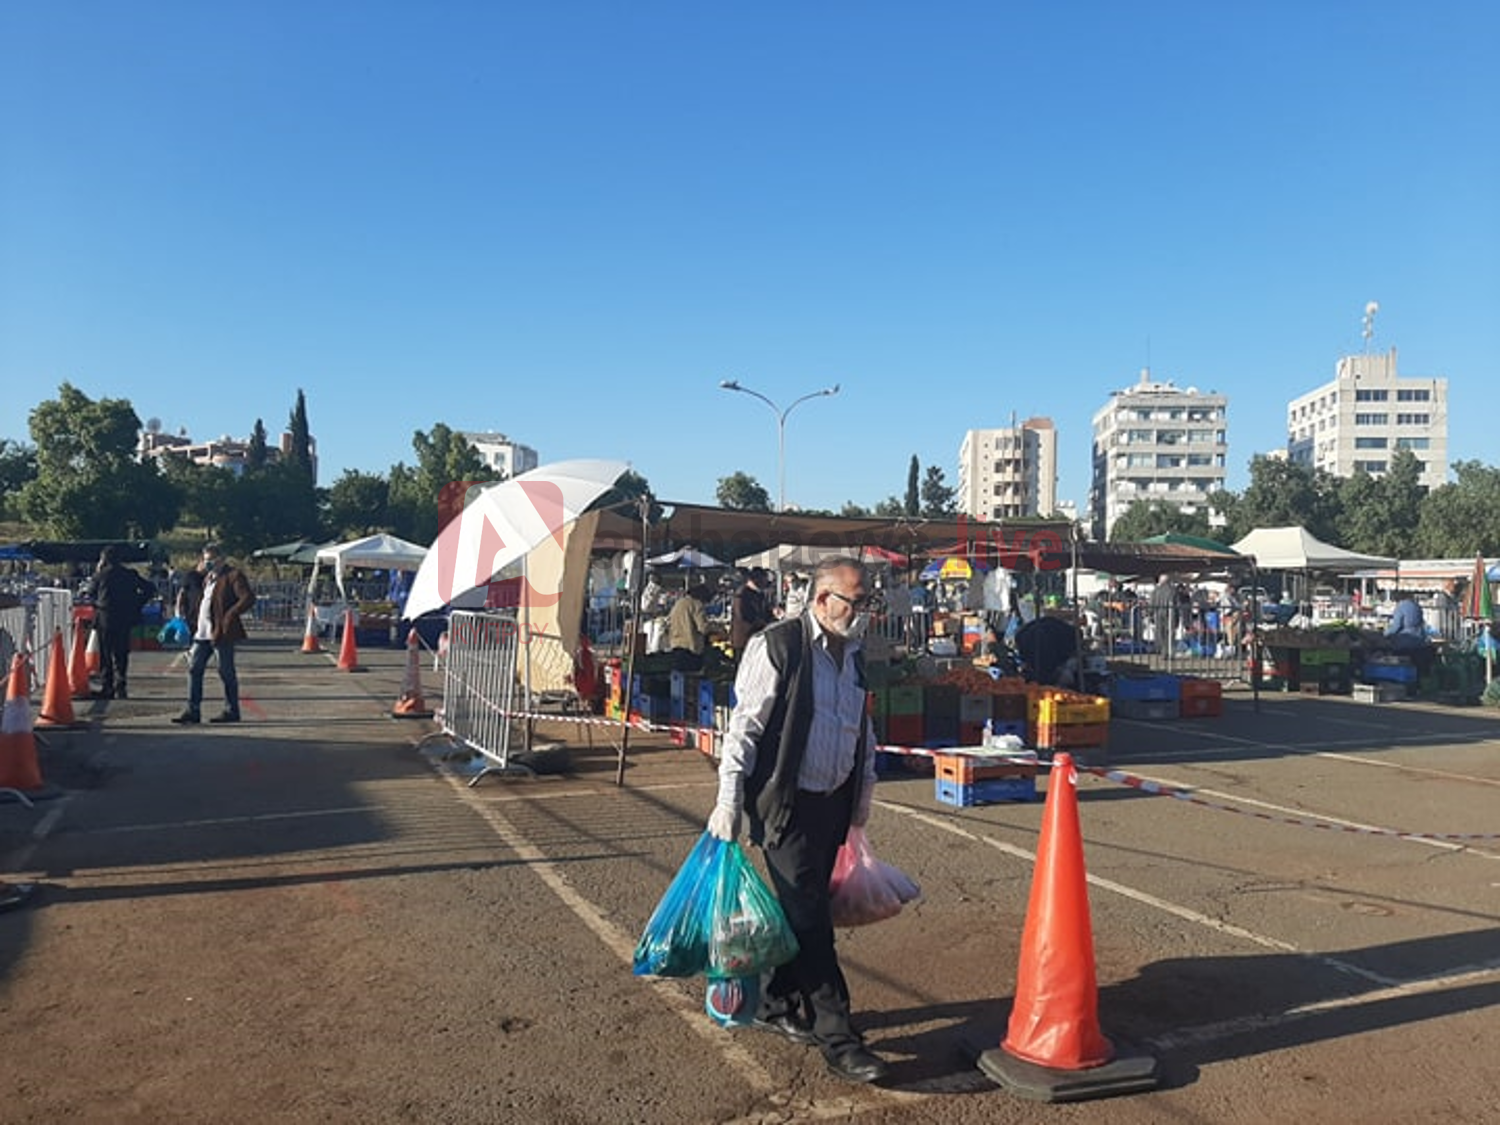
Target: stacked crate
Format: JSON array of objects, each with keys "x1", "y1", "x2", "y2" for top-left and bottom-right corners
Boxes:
[
  {"x1": 884, "y1": 684, "x2": 924, "y2": 747},
  {"x1": 1110, "y1": 674, "x2": 1181, "y2": 721},
  {"x1": 1178, "y1": 676, "x2": 1224, "y2": 718},
  {"x1": 1029, "y1": 687, "x2": 1110, "y2": 754},
  {"x1": 604, "y1": 660, "x2": 626, "y2": 720},
  {"x1": 957, "y1": 692, "x2": 992, "y2": 745},
  {"x1": 922, "y1": 683, "x2": 960, "y2": 747},
  {"x1": 933, "y1": 751, "x2": 1039, "y2": 806},
  {"x1": 989, "y1": 689, "x2": 1028, "y2": 741},
  {"x1": 1299, "y1": 648, "x2": 1353, "y2": 695}
]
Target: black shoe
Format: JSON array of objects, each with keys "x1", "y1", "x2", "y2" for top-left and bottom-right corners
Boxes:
[
  {"x1": 825, "y1": 1045, "x2": 889, "y2": 1084},
  {"x1": 116, "y1": 686, "x2": 128, "y2": 700},
  {"x1": 750, "y1": 1013, "x2": 817, "y2": 1046},
  {"x1": 209, "y1": 711, "x2": 240, "y2": 724},
  {"x1": 171, "y1": 710, "x2": 200, "y2": 724},
  {"x1": 91, "y1": 689, "x2": 114, "y2": 700}
]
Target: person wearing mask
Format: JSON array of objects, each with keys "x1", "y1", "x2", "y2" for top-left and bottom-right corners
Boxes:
[
  {"x1": 731, "y1": 568, "x2": 774, "y2": 655},
  {"x1": 172, "y1": 543, "x2": 257, "y2": 724},
  {"x1": 706, "y1": 556, "x2": 887, "y2": 1085},
  {"x1": 666, "y1": 583, "x2": 713, "y2": 672},
  {"x1": 87, "y1": 545, "x2": 158, "y2": 700}
]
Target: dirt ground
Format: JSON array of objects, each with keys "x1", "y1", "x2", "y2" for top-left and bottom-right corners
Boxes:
[{"x1": 2, "y1": 635, "x2": 1498, "y2": 1123}]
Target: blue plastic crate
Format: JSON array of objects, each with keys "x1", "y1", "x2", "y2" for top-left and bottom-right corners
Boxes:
[
  {"x1": 1363, "y1": 662, "x2": 1417, "y2": 685},
  {"x1": 935, "y1": 775, "x2": 1038, "y2": 806},
  {"x1": 1110, "y1": 674, "x2": 1181, "y2": 703}
]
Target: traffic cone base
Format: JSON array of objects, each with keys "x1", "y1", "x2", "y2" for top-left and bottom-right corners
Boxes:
[
  {"x1": 337, "y1": 609, "x2": 364, "y2": 672},
  {"x1": 0, "y1": 655, "x2": 46, "y2": 792},
  {"x1": 85, "y1": 628, "x2": 101, "y2": 675},
  {"x1": 392, "y1": 628, "x2": 433, "y2": 718},
  {"x1": 37, "y1": 630, "x2": 86, "y2": 730},
  {"x1": 976, "y1": 752, "x2": 1158, "y2": 1102}
]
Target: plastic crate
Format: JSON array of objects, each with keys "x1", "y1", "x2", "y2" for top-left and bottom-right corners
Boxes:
[
  {"x1": 1033, "y1": 721, "x2": 1109, "y2": 750},
  {"x1": 1111, "y1": 698, "x2": 1178, "y2": 721},
  {"x1": 991, "y1": 694, "x2": 1028, "y2": 722},
  {"x1": 886, "y1": 684, "x2": 924, "y2": 716},
  {"x1": 959, "y1": 693, "x2": 993, "y2": 723},
  {"x1": 935, "y1": 775, "x2": 1038, "y2": 806},
  {"x1": 884, "y1": 713, "x2": 924, "y2": 747},
  {"x1": 1363, "y1": 661, "x2": 1417, "y2": 685},
  {"x1": 1109, "y1": 675, "x2": 1181, "y2": 703},
  {"x1": 935, "y1": 752, "x2": 1039, "y2": 785},
  {"x1": 1178, "y1": 678, "x2": 1223, "y2": 717},
  {"x1": 1034, "y1": 695, "x2": 1110, "y2": 727},
  {"x1": 923, "y1": 684, "x2": 961, "y2": 718}
]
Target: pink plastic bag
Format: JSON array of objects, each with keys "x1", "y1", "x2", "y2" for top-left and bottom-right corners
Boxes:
[{"x1": 829, "y1": 827, "x2": 922, "y2": 927}]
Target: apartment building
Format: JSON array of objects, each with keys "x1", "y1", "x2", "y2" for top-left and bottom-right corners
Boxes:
[
  {"x1": 139, "y1": 428, "x2": 318, "y2": 482},
  {"x1": 1089, "y1": 370, "x2": 1227, "y2": 539},
  {"x1": 1285, "y1": 346, "x2": 1447, "y2": 490},
  {"x1": 957, "y1": 418, "x2": 1058, "y2": 520},
  {"x1": 459, "y1": 432, "x2": 539, "y2": 478}
]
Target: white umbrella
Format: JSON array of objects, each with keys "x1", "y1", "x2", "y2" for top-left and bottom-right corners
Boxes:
[{"x1": 404, "y1": 459, "x2": 630, "y2": 619}]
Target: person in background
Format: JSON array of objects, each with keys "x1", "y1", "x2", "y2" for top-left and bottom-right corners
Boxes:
[
  {"x1": 172, "y1": 543, "x2": 257, "y2": 725},
  {"x1": 87, "y1": 544, "x2": 158, "y2": 700},
  {"x1": 731, "y1": 567, "x2": 774, "y2": 655},
  {"x1": 667, "y1": 583, "x2": 712, "y2": 672},
  {"x1": 706, "y1": 556, "x2": 888, "y2": 1085},
  {"x1": 1433, "y1": 577, "x2": 1462, "y2": 642}
]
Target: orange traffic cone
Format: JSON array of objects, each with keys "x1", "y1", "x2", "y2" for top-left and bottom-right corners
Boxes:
[
  {"x1": 976, "y1": 753, "x2": 1158, "y2": 1102},
  {"x1": 85, "y1": 626, "x2": 101, "y2": 675},
  {"x1": 300, "y1": 602, "x2": 322, "y2": 654},
  {"x1": 0, "y1": 654, "x2": 45, "y2": 793},
  {"x1": 391, "y1": 628, "x2": 434, "y2": 718},
  {"x1": 336, "y1": 608, "x2": 363, "y2": 672},
  {"x1": 68, "y1": 620, "x2": 91, "y2": 699},
  {"x1": 37, "y1": 629, "x2": 85, "y2": 730}
]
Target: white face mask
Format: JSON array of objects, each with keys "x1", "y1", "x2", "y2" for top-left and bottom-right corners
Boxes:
[{"x1": 843, "y1": 611, "x2": 870, "y2": 639}]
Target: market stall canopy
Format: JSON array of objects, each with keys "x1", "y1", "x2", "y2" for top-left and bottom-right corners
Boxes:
[
  {"x1": 1138, "y1": 533, "x2": 1240, "y2": 556},
  {"x1": 252, "y1": 538, "x2": 332, "y2": 565},
  {"x1": 920, "y1": 557, "x2": 988, "y2": 581},
  {"x1": 734, "y1": 543, "x2": 909, "y2": 570},
  {"x1": 312, "y1": 533, "x2": 430, "y2": 601},
  {"x1": 405, "y1": 458, "x2": 630, "y2": 620},
  {"x1": 646, "y1": 547, "x2": 728, "y2": 569},
  {"x1": 1230, "y1": 527, "x2": 1395, "y2": 572}
]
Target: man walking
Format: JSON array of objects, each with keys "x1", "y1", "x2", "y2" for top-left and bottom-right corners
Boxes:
[
  {"x1": 707, "y1": 556, "x2": 887, "y2": 1084},
  {"x1": 173, "y1": 543, "x2": 256, "y2": 724},
  {"x1": 87, "y1": 545, "x2": 157, "y2": 700},
  {"x1": 730, "y1": 567, "x2": 773, "y2": 655}
]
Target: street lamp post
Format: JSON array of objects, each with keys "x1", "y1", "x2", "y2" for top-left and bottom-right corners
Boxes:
[{"x1": 718, "y1": 379, "x2": 841, "y2": 511}]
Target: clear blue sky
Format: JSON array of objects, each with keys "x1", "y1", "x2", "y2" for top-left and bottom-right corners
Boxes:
[{"x1": 3, "y1": 3, "x2": 1496, "y2": 518}]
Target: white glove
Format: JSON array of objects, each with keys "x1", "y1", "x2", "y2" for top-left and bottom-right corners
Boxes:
[{"x1": 707, "y1": 804, "x2": 741, "y2": 841}]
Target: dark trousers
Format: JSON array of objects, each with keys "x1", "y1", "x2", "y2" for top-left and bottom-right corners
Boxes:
[
  {"x1": 97, "y1": 619, "x2": 132, "y2": 696},
  {"x1": 669, "y1": 648, "x2": 703, "y2": 673},
  {"x1": 759, "y1": 783, "x2": 859, "y2": 1056},
  {"x1": 187, "y1": 640, "x2": 240, "y2": 717}
]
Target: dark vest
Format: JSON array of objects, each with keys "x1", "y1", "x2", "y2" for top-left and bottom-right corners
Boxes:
[{"x1": 744, "y1": 615, "x2": 868, "y2": 848}]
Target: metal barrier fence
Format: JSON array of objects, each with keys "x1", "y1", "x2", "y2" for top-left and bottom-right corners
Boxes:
[
  {"x1": 1096, "y1": 599, "x2": 1247, "y2": 682},
  {"x1": 435, "y1": 609, "x2": 521, "y2": 784},
  {"x1": 0, "y1": 588, "x2": 75, "y2": 691}
]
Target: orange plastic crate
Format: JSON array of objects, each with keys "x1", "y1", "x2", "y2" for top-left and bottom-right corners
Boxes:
[
  {"x1": 1033, "y1": 721, "x2": 1109, "y2": 750},
  {"x1": 935, "y1": 752, "x2": 1038, "y2": 785},
  {"x1": 1178, "y1": 678, "x2": 1223, "y2": 717}
]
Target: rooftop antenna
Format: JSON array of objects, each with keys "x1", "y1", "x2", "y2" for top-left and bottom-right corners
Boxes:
[{"x1": 1362, "y1": 300, "x2": 1379, "y2": 353}]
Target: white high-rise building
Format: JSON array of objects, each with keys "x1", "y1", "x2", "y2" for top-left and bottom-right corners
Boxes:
[
  {"x1": 1090, "y1": 370, "x2": 1227, "y2": 539},
  {"x1": 1285, "y1": 346, "x2": 1447, "y2": 490},
  {"x1": 957, "y1": 418, "x2": 1058, "y2": 520},
  {"x1": 459, "y1": 432, "x2": 539, "y2": 478}
]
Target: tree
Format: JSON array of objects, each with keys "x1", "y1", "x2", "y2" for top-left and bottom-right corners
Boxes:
[
  {"x1": 385, "y1": 423, "x2": 499, "y2": 543},
  {"x1": 716, "y1": 471, "x2": 771, "y2": 512},
  {"x1": 1224, "y1": 456, "x2": 1341, "y2": 544},
  {"x1": 0, "y1": 439, "x2": 37, "y2": 518},
  {"x1": 872, "y1": 495, "x2": 906, "y2": 517},
  {"x1": 1108, "y1": 500, "x2": 1214, "y2": 542},
  {"x1": 920, "y1": 465, "x2": 957, "y2": 518},
  {"x1": 905, "y1": 456, "x2": 920, "y2": 517},
  {"x1": 840, "y1": 501, "x2": 871, "y2": 518},
  {"x1": 1416, "y1": 461, "x2": 1500, "y2": 556},
  {"x1": 19, "y1": 382, "x2": 178, "y2": 538},
  {"x1": 246, "y1": 418, "x2": 269, "y2": 471},
  {"x1": 324, "y1": 469, "x2": 390, "y2": 538},
  {"x1": 286, "y1": 390, "x2": 314, "y2": 481}
]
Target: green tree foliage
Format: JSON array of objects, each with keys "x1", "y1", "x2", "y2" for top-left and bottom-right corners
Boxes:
[
  {"x1": 20, "y1": 383, "x2": 178, "y2": 538},
  {"x1": 1416, "y1": 461, "x2": 1500, "y2": 556},
  {"x1": 715, "y1": 471, "x2": 771, "y2": 512},
  {"x1": 385, "y1": 424, "x2": 499, "y2": 543},
  {"x1": 872, "y1": 495, "x2": 906, "y2": 517},
  {"x1": 0, "y1": 439, "x2": 38, "y2": 518},
  {"x1": 1224, "y1": 456, "x2": 1341, "y2": 543},
  {"x1": 1108, "y1": 501, "x2": 1215, "y2": 542},
  {"x1": 905, "y1": 456, "x2": 920, "y2": 517},
  {"x1": 324, "y1": 469, "x2": 390, "y2": 538},
  {"x1": 920, "y1": 464, "x2": 957, "y2": 518},
  {"x1": 1336, "y1": 450, "x2": 1425, "y2": 558},
  {"x1": 246, "y1": 418, "x2": 269, "y2": 470},
  {"x1": 286, "y1": 390, "x2": 314, "y2": 481},
  {"x1": 840, "y1": 501, "x2": 871, "y2": 517}
]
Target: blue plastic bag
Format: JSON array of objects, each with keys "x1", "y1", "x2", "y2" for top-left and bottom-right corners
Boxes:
[
  {"x1": 633, "y1": 833, "x2": 798, "y2": 980},
  {"x1": 158, "y1": 615, "x2": 191, "y2": 648}
]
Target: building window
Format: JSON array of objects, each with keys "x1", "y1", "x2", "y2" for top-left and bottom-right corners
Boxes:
[
  {"x1": 1354, "y1": 437, "x2": 1388, "y2": 449},
  {"x1": 1353, "y1": 460, "x2": 1388, "y2": 473},
  {"x1": 1354, "y1": 389, "x2": 1389, "y2": 402},
  {"x1": 1396, "y1": 413, "x2": 1430, "y2": 425},
  {"x1": 1394, "y1": 437, "x2": 1430, "y2": 450},
  {"x1": 1396, "y1": 388, "x2": 1431, "y2": 402},
  {"x1": 1354, "y1": 413, "x2": 1389, "y2": 425}
]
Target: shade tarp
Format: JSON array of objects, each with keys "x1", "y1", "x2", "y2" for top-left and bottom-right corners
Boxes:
[{"x1": 1230, "y1": 527, "x2": 1395, "y2": 572}]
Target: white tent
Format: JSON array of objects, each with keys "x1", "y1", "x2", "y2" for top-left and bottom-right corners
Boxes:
[
  {"x1": 1230, "y1": 527, "x2": 1395, "y2": 572},
  {"x1": 311, "y1": 533, "x2": 430, "y2": 601}
]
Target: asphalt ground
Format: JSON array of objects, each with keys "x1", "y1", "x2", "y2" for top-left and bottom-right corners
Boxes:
[{"x1": 1, "y1": 634, "x2": 1498, "y2": 1123}]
